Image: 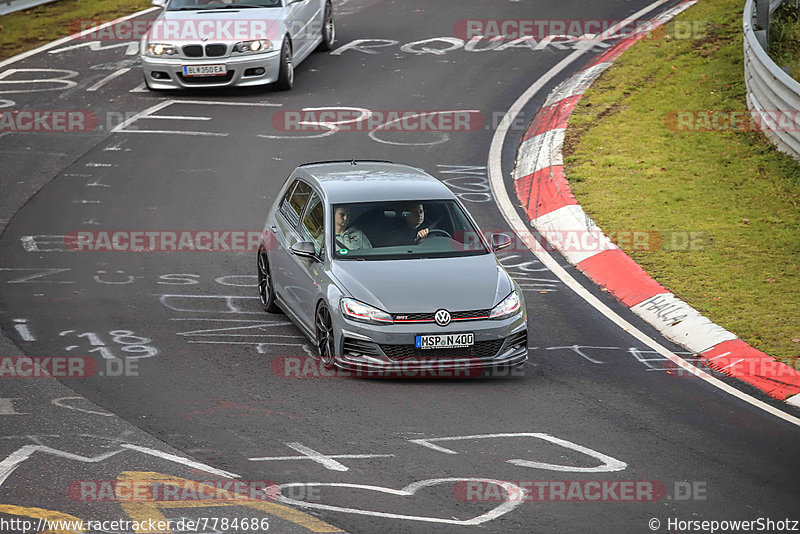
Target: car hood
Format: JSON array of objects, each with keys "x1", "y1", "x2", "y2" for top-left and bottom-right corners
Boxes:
[
  {"x1": 331, "y1": 253, "x2": 514, "y2": 313},
  {"x1": 151, "y1": 8, "x2": 283, "y2": 43}
]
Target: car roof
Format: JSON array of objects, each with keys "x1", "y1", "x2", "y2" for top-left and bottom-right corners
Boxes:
[{"x1": 293, "y1": 161, "x2": 455, "y2": 204}]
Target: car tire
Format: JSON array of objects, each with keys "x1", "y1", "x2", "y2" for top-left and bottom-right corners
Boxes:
[
  {"x1": 257, "y1": 247, "x2": 281, "y2": 313},
  {"x1": 274, "y1": 38, "x2": 294, "y2": 91},
  {"x1": 317, "y1": 1, "x2": 335, "y2": 51},
  {"x1": 315, "y1": 302, "x2": 336, "y2": 368}
]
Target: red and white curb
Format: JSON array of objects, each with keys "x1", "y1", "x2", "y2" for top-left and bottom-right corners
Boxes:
[{"x1": 512, "y1": 0, "x2": 800, "y2": 407}]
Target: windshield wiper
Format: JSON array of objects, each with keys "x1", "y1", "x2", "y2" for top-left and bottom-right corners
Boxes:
[{"x1": 211, "y1": 4, "x2": 265, "y2": 8}]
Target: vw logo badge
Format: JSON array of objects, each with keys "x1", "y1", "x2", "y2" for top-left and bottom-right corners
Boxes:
[{"x1": 435, "y1": 309, "x2": 451, "y2": 327}]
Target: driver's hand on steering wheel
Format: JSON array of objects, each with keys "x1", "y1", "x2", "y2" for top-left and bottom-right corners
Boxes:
[{"x1": 416, "y1": 228, "x2": 429, "y2": 241}]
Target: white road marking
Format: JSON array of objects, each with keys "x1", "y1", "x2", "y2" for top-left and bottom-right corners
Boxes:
[
  {"x1": 147, "y1": 115, "x2": 213, "y2": 121},
  {"x1": 48, "y1": 41, "x2": 139, "y2": 56},
  {"x1": 545, "y1": 345, "x2": 617, "y2": 364},
  {"x1": 120, "y1": 444, "x2": 239, "y2": 478},
  {"x1": 0, "y1": 69, "x2": 79, "y2": 94},
  {"x1": 0, "y1": 268, "x2": 73, "y2": 284},
  {"x1": 0, "y1": 398, "x2": 27, "y2": 416},
  {"x1": 487, "y1": 0, "x2": 800, "y2": 427},
  {"x1": 409, "y1": 432, "x2": 626, "y2": 472},
  {"x1": 12, "y1": 319, "x2": 35, "y2": 341},
  {"x1": 0, "y1": 443, "x2": 238, "y2": 488},
  {"x1": 250, "y1": 442, "x2": 393, "y2": 471},
  {"x1": 0, "y1": 8, "x2": 157, "y2": 69},
  {"x1": 51, "y1": 397, "x2": 113, "y2": 417},
  {"x1": 277, "y1": 478, "x2": 523, "y2": 525},
  {"x1": 86, "y1": 67, "x2": 131, "y2": 92}
]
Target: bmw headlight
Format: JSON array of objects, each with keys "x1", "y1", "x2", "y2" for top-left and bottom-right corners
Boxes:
[
  {"x1": 146, "y1": 43, "x2": 178, "y2": 56},
  {"x1": 340, "y1": 298, "x2": 393, "y2": 325},
  {"x1": 234, "y1": 40, "x2": 272, "y2": 53},
  {"x1": 489, "y1": 290, "x2": 521, "y2": 319}
]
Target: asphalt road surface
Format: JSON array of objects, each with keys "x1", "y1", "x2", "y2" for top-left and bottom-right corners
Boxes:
[{"x1": 1, "y1": 0, "x2": 799, "y2": 532}]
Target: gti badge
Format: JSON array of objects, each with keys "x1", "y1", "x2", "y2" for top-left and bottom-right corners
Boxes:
[{"x1": 435, "y1": 309, "x2": 451, "y2": 326}]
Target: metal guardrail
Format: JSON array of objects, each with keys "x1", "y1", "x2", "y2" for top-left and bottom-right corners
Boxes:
[
  {"x1": 744, "y1": 0, "x2": 800, "y2": 162},
  {"x1": 1, "y1": 0, "x2": 62, "y2": 16}
]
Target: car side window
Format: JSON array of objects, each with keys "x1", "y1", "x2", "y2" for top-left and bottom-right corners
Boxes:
[
  {"x1": 300, "y1": 192, "x2": 325, "y2": 256},
  {"x1": 279, "y1": 180, "x2": 312, "y2": 227}
]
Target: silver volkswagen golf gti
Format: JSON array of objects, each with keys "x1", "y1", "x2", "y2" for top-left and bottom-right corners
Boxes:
[{"x1": 257, "y1": 161, "x2": 528, "y2": 375}]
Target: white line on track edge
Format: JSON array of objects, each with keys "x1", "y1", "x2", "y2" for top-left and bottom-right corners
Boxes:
[
  {"x1": 487, "y1": 0, "x2": 800, "y2": 428},
  {"x1": 0, "y1": 7, "x2": 160, "y2": 70}
]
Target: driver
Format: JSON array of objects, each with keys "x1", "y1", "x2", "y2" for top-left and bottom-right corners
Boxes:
[
  {"x1": 400, "y1": 202, "x2": 429, "y2": 243},
  {"x1": 334, "y1": 206, "x2": 372, "y2": 250}
]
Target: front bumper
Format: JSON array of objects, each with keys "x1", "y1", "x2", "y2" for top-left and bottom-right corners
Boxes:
[
  {"x1": 331, "y1": 310, "x2": 529, "y2": 377},
  {"x1": 141, "y1": 50, "x2": 281, "y2": 89}
]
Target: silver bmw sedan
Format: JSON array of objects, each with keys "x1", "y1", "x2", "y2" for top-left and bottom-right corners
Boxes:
[
  {"x1": 141, "y1": 0, "x2": 334, "y2": 90},
  {"x1": 257, "y1": 161, "x2": 528, "y2": 376}
]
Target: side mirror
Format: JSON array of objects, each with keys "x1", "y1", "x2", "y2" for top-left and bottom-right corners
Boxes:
[
  {"x1": 290, "y1": 241, "x2": 318, "y2": 259},
  {"x1": 490, "y1": 233, "x2": 513, "y2": 251},
  {"x1": 152, "y1": 0, "x2": 167, "y2": 7}
]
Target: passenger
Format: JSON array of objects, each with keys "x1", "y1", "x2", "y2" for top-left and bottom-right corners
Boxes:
[{"x1": 334, "y1": 206, "x2": 372, "y2": 250}]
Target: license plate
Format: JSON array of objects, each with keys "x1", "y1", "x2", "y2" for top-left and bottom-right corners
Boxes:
[
  {"x1": 183, "y1": 64, "x2": 226, "y2": 76},
  {"x1": 415, "y1": 333, "x2": 474, "y2": 349}
]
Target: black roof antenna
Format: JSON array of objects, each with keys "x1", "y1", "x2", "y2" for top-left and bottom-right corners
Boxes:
[{"x1": 351, "y1": 158, "x2": 357, "y2": 165}]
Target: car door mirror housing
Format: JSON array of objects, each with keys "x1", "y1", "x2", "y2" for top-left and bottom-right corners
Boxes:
[
  {"x1": 290, "y1": 241, "x2": 318, "y2": 259},
  {"x1": 152, "y1": 0, "x2": 167, "y2": 7},
  {"x1": 491, "y1": 233, "x2": 513, "y2": 251}
]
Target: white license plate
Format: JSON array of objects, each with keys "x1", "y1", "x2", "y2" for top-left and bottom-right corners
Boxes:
[
  {"x1": 416, "y1": 333, "x2": 474, "y2": 350},
  {"x1": 183, "y1": 64, "x2": 226, "y2": 76}
]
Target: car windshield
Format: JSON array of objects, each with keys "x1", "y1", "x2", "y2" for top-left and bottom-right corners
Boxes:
[
  {"x1": 168, "y1": 0, "x2": 280, "y2": 10},
  {"x1": 332, "y1": 200, "x2": 491, "y2": 260}
]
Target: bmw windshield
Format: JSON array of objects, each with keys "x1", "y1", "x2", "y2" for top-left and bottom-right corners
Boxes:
[{"x1": 332, "y1": 200, "x2": 491, "y2": 260}]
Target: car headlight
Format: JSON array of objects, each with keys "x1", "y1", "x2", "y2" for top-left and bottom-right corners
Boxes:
[
  {"x1": 340, "y1": 298, "x2": 393, "y2": 325},
  {"x1": 489, "y1": 290, "x2": 521, "y2": 319},
  {"x1": 146, "y1": 43, "x2": 178, "y2": 56},
  {"x1": 234, "y1": 40, "x2": 272, "y2": 53}
]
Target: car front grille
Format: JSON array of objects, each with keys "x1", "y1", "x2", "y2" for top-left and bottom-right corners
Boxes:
[
  {"x1": 177, "y1": 71, "x2": 235, "y2": 84},
  {"x1": 380, "y1": 339, "x2": 505, "y2": 361},
  {"x1": 183, "y1": 45, "x2": 203, "y2": 57},
  {"x1": 392, "y1": 309, "x2": 492, "y2": 323},
  {"x1": 205, "y1": 44, "x2": 227, "y2": 57}
]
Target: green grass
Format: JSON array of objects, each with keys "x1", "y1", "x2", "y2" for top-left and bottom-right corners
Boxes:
[
  {"x1": 769, "y1": 3, "x2": 800, "y2": 83},
  {"x1": 0, "y1": 0, "x2": 150, "y2": 60},
  {"x1": 564, "y1": 0, "x2": 800, "y2": 368}
]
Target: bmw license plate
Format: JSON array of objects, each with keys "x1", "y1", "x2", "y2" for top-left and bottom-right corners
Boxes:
[
  {"x1": 416, "y1": 333, "x2": 474, "y2": 349},
  {"x1": 183, "y1": 64, "x2": 226, "y2": 76}
]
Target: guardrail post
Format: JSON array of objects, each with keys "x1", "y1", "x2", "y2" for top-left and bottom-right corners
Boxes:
[{"x1": 756, "y1": 0, "x2": 771, "y2": 48}]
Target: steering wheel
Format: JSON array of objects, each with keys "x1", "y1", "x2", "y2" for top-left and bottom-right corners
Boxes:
[
  {"x1": 415, "y1": 228, "x2": 451, "y2": 243},
  {"x1": 426, "y1": 228, "x2": 451, "y2": 239}
]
